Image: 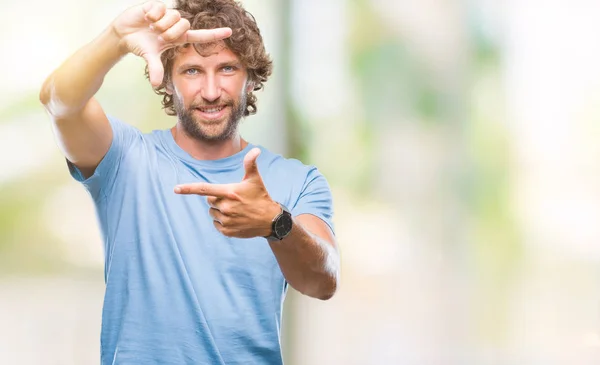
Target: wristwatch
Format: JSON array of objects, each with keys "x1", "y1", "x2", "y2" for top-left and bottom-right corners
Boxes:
[{"x1": 265, "y1": 203, "x2": 293, "y2": 241}]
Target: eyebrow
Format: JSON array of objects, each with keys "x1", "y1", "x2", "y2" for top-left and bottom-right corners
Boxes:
[{"x1": 177, "y1": 61, "x2": 243, "y2": 73}]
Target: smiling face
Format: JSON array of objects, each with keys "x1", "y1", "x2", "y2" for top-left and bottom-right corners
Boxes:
[{"x1": 169, "y1": 42, "x2": 251, "y2": 142}]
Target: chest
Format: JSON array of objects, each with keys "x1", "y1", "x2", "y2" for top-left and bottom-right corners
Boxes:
[{"x1": 106, "y1": 147, "x2": 281, "y2": 272}]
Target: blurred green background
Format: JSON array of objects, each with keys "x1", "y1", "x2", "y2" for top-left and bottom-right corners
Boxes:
[{"x1": 2, "y1": 0, "x2": 600, "y2": 364}]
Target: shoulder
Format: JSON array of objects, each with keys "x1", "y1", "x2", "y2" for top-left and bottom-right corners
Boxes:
[
  {"x1": 255, "y1": 145, "x2": 319, "y2": 178},
  {"x1": 254, "y1": 145, "x2": 331, "y2": 196},
  {"x1": 254, "y1": 146, "x2": 335, "y2": 228},
  {"x1": 107, "y1": 115, "x2": 173, "y2": 155}
]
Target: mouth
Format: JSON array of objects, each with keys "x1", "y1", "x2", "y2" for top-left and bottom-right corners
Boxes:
[{"x1": 194, "y1": 105, "x2": 228, "y2": 120}]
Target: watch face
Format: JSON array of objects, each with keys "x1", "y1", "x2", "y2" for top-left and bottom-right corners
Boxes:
[{"x1": 274, "y1": 213, "x2": 293, "y2": 238}]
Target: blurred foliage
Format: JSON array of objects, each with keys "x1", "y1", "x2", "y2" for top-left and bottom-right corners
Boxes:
[
  {"x1": 353, "y1": 39, "x2": 442, "y2": 124},
  {"x1": 280, "y1": 0, "x2": 309, "y2": 162},
  {"x1": 464, "y1": 12, "x2": 523, "y2": 344},
  {"x1": 0, "y1": 160, "x2": 70, "y2": 275},
  {"x1": 0, "y1": 94, "x2": 41, "y2": 122},
  {"x1": 344, "y1": 0, "x2": 525, "y2": 347}
]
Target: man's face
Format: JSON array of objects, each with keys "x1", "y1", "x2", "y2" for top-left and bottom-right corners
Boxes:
[{"x1": 170, "y1": 42, "x2": 250, "y2": 142}]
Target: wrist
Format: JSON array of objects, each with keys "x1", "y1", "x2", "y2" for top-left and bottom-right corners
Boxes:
[
  {"x1": 263, "y1": 202, "x2": 293, "y2": 241},
  {"x1": 262, "y1": 200, "x2": 282, "y2": 237},
  {"x1": 105, "y1": 23, "x2": 130, "y2": 58}
]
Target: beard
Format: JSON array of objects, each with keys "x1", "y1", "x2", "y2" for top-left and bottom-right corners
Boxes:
[{"x1": 173, "y1": 91, "x2": 247, "y2": 143}]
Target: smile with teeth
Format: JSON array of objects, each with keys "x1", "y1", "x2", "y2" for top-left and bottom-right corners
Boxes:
[{"x1": 197, "y1": 106, "x2": 225, "y2": 113}]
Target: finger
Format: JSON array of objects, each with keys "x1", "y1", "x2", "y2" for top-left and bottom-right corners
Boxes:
[
  {"x1": 206, "y1": 196, "x2": 220, "y2": 208},
  {"x1": 208, "y1": 207, "x2": 225, "y2": 223},
  {"x1": 160, "y1": 18, "x2": 191, "y2": 43},
  {"x1": 150, "y1": 9, "x2": 181, "y2": 33},
  {"x1": 142, "y1": 52, "x2": 164, "y2": 87},
  {"x1": 213, "y1": 220, "x2": 230, "y2": 236},
  {"x1": 206, "y1": 197, "x2": 230, "y2": 213},
  {"x1": 174, "y1": 182, "x2": 235, "y2": 198},
  {"x1": 243, "y1": 147, "x2": 261, "y2": 180},
  {"x1": 143, "y1": 1, "x2": 167, "y2": 23},
  {"x1": 182, "y1": 27, "x2": 232, "y2": 44}
]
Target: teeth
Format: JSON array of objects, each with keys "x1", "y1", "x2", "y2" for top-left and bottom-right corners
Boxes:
[{"x1": 199, "y1": 106, "x2": 224, "y2": 113}]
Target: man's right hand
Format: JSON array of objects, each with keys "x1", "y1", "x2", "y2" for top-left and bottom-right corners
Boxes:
[
  {"x1": 40, "y1": 1, "x2": 231, "y2": 178},
  {"x1": 112, "y1": 0, "x2": 232, "y2": 87}
]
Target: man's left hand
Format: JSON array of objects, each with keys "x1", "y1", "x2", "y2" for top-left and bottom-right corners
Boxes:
[{"x1": 174, "y1": 147, "x2": 281, "y2": 239}]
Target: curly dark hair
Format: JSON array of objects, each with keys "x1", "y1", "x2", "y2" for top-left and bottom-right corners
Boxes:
[{"x1": 146, "y1": 0, "x2": 273, "y2": 117}]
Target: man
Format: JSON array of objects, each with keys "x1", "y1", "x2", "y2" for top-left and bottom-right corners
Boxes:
[{"x1": 39, "y1": 0, "x2": 340, "y2": 364}]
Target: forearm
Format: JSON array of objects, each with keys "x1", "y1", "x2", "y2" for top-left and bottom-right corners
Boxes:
[
  {"x1": 40, "y1": 25, "x2": 126, "y2": 117},
  {"x1": 268, "y1": 219, "x2": 339, "y2": 300},
  {"x1": 174, "y1": 159, "x2": 340, "y2": 299}
]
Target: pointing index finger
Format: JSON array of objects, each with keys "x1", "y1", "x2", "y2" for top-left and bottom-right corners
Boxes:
[
  {"x1": 174, "y1": 182, "x2": 233, "y2": 197},
  {"x1": 182, "y1": 27, "x2": 232, "y2": 44}
]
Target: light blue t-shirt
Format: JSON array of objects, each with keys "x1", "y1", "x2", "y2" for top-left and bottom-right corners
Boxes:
[{"x1": 69, "y1": 116, "x2": 334, "y2": 365}]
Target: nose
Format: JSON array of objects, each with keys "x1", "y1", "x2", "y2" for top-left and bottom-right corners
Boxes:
[{"x1": 200, "y1": 74, "x2": 221, "y2": 102}]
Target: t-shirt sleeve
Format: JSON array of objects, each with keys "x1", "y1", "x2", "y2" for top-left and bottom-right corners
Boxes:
[
  {"x1": 67, "y1": 115, "x2": 141, "y2": 200},
  {"x1": 290, "y1": 166, "x2": 335, "y2": 234}
]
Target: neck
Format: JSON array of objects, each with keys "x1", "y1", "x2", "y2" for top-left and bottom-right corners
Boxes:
[{"x1": 171, "y1": 124, "x2": 248, "y2": 160}]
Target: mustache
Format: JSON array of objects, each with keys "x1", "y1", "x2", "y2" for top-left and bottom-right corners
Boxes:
[{"x1": 190, "y1": 98, "x2": 234, "y2": 108}]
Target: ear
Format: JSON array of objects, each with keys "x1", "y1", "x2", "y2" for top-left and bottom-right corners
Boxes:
[
  {"x1": 245, "y1": 81, "x2": 255, "y2": 93},
  {"x1": 165, "y1": 81, "x2": 174, "y2": 95}
]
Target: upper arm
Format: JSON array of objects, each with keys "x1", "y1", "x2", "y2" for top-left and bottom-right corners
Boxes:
[
  {"x1": 296, "y1": 214, "x2": 337, "y2": 249},
  {"x1": 48, "y1": 97, "x2": 113, "y2": 178},
  {"x1": 290, "y1": 164, "x2": 338, "y2": 251},
  {"x1": 290, "y1": 165, "x2": 335, "y2": 234}
]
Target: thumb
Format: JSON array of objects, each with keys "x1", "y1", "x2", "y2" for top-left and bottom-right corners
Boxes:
[
  {"x1": 143, "y1": 52, "x2": 164, "y2": 88},
  {"x1": 243, "y1": 147, "x2": 261, "y2": 180}
]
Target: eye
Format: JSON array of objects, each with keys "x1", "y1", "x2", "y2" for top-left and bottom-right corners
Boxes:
[
  {"x1": 222, "y1": 65, "x2": 237, "y2": 73},
  {"x1": 185, "y1": 68, "x2": 199, "y2": 75}
]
